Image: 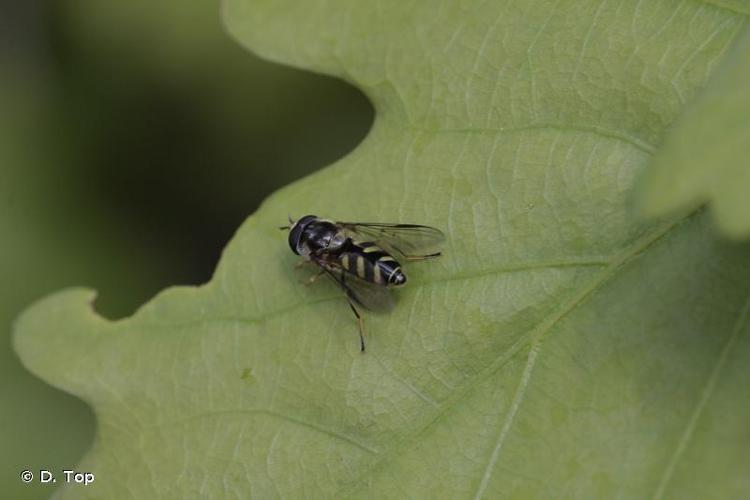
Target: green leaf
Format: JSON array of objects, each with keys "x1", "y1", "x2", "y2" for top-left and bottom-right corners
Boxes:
[
  {"x1": 639, "y1": 26, "x2": 750, "y2": 239},
  {"x1": 14, "y1": 1, "x2": 750, "y2": 498},
  {"x1": 2, "y1": 2, "x2": 371, "y2": 499}
]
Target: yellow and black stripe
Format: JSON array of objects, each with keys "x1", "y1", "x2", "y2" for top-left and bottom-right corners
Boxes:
[{"x1": 339, "y1": 241, "x2": 406, "y2": 286}]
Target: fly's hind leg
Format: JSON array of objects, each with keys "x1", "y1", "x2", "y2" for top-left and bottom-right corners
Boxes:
[
  {"x1": 390, "y1": 244, "x2": 442, "y2": 261},
  {"x1": 346, "y1": 299, "x2": 366, "y2": 353},
  {"x1": 402, "y1": 252, "x2": 442, "y2": 261},
  {"x1": 341, "y1": 272, "x2": 366, "y2": 352}
]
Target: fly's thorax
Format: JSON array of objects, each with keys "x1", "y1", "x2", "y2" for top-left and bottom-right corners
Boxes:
[
  {"x1": 289, "y1": 216, "x2": 347, "y2": 256},
  {"x1": 339, "y1": 241, "x2": 407, "y2": 287}
]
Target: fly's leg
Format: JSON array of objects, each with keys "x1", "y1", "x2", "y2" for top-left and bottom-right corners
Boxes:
[
  {"x1": 390, "y1": 244, "x2": 441, "y2": 262},
  {"x1": 402, "y1": 252, "x2": 442, "y2": 261},
  {"x1": 341, "y1": 271, "x2": 366, "y2": 352},
  {"x1": 296, "y1": 258, "x2": 317, "y2": 285},
  {"x1": 301, "y1": 268, "x2": 325, "y2": 285},
  {"x1": 347, "y1": 298, "x2": 366, "y2": 353}
]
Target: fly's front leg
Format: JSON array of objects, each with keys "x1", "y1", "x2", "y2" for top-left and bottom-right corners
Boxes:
[
  {"x1": 295, "y1": 259, "x2": 310, "y2": 269},
  {"x1": 296, "y1": 258, "x2": 322, "y2": 285},
  {"x1": 301, "y1": 268, "x2": 325, "y2": 285}
]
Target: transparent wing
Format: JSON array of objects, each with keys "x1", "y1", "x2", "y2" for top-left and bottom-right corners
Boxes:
[
  {"x1": 314, "y1": 259, "x2": 395, "y2": 313},
  {"x1": 338, "y1": 221, "x2": 445, "y2": 257}
]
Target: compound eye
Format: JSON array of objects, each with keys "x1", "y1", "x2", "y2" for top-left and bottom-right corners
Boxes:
[
  {"x1": 297, "y1": 241, "x2": 312, "y2": 256},
  {"x1": 288, "y1": 223, "x2": 306, "y2": 255},
  {"x1": 286, "y1": 215, "x2": 320, "y2": 255}
]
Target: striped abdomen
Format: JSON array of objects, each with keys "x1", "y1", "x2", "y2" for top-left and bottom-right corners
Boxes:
[{"x1": 339, "y1": 241, "x2": 406, "y2": 287}]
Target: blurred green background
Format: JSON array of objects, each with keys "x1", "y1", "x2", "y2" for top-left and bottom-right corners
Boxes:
[{"x1": 0, "y1": 1, "x2": 372, "y2": 498}]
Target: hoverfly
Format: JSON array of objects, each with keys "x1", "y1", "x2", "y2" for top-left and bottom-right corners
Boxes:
[{"x1": 280, "y1": 215, "x2": 445, "y2": 352}]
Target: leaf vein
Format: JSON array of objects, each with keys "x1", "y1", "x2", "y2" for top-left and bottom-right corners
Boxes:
[
  {"x1": 408, "y1": 123, "x2": 657, "y2": 154},
  {"x1": 144, "y1": 408, "x2": 379, "y2": 455},
  {"x1": 474, "y1": 340, "x2": 541, "y2": 499},
  {"x1": 573, "y1": 0, "x2": 609, "y2": 80},
  {"x1": 652, "y1": 292, "x2": 750, "y2": 499},
  {"x1": 694, "y1": 0, "x2": 750, "y2": 15}
]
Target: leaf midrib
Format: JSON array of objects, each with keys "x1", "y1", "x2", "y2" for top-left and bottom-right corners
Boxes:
[{"x1": 122, "y1": 256, "x2": 611, "y2": 331}]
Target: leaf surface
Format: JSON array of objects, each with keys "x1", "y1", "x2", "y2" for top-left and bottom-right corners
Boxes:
[
  {"x1": 14, "y1": 1, "x2": 750, "y2": 498},
  {"x1": 640, "y1": 26, "x2": 750, "y2": 239}
]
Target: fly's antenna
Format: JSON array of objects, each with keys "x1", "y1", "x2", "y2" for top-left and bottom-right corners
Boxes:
[{"x1": 278, "y1": 214, "x2": 295, "y2": 230}]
